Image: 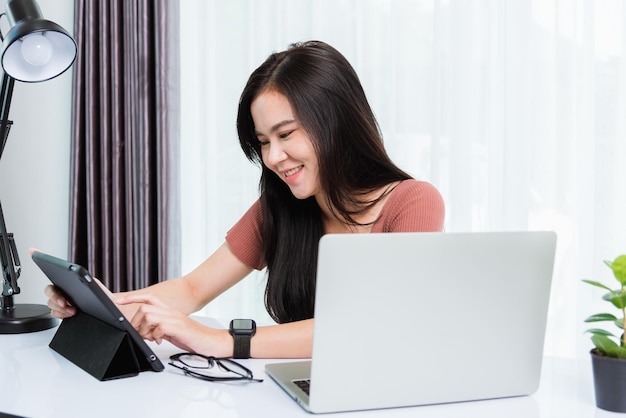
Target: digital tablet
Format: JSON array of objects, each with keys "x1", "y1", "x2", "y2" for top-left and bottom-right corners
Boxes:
[{"x1": 31, "y1": 250, "x2": 164, "y2": 373}]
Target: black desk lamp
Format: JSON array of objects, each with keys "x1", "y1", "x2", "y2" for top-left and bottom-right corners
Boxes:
[{"x1": 0, "y1": 0, "x2": 76, "y2": 333}]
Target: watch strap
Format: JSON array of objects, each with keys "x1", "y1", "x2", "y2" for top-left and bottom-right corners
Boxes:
[{"x1": 232, "y1": 333, "x2": 252, "y2": 359}]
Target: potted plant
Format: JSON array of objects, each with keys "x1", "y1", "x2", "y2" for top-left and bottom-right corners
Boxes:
[{"x1": 583, "y1": 254, "x2": 626, "y2": 412}]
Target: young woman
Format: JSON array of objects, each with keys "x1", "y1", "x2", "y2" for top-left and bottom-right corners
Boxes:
[{"x1": 45, "y1": 40, "x2": 445, "y2": 359}]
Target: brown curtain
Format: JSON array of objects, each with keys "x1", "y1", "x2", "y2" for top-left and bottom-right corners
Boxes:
[{"x1": 69, "y1": 0, "x2": 179, "y2": 291}]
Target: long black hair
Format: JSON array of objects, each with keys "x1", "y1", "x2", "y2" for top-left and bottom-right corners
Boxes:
[{"x1": 236, "y1": 41, "x2": 411, "y2": 323}]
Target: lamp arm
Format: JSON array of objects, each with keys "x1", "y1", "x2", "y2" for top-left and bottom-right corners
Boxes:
[
  {"x1": 0, "y1": 203, "x2": 20, "y2": 299},
  {"x1": 0, "y1": 71, "x2": 20, "y2": 301},
  {"x1": 0, "y1": 72, "x2": 14, "y2": 157}
]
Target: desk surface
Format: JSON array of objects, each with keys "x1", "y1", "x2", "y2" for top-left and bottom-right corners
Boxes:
[{"x1": 0, "y1": 318, "x2": 613, "y2": 418}]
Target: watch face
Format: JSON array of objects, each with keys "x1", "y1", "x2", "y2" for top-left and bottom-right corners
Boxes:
[{"x1": 232, "y1": 319, "x2": 253, "y2": 330}]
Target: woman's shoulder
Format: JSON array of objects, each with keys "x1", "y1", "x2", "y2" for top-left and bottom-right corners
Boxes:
[
  {"x1": 375, "y1": 179, "x2": 445, "y2": 232},
  {"x1": 389, "y1": 179, "x2": 442, "y2": 201}
]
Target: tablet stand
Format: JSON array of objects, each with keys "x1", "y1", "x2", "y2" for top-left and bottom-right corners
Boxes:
[{"x1": 49, "y1": 311, "x2": 142, "y2": 381}]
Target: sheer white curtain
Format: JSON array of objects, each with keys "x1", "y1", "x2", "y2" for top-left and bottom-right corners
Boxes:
[{"x1": 179, "y1": 0, "x2": 626, "y2": 358}]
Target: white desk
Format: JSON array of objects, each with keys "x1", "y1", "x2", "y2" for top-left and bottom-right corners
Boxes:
[{"x1": 0, "y1": 319, "x2": 613, "y2": 418}]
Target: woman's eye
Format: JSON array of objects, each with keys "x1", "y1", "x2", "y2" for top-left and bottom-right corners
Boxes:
[{"x1": 279, "y1": 131, "x2": 293, "y2": 139}]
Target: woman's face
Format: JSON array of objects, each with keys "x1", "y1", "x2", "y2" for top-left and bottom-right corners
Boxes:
[{"x1": 251, "y1": 89, "x2": 321, "y2": 200}]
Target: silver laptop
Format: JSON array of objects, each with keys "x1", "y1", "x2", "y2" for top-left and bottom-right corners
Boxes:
[{"x1": 265, "y1": 231, "x2": 556, "y2": 414}]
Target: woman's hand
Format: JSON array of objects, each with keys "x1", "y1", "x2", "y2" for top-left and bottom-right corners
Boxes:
[
  {"x1": 44, "y1": 284, "x2": 76, "y2": 318},
  {"x1": 116, "y1": 293, "x2": 233, "y2": 357},
  {"x1": 44, "y1": 277, "x2": 115, "y2": 319}
]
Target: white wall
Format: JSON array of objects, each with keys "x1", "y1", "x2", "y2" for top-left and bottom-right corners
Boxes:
[{"x1": 0, "y1": 0, "x2": 74, "y2": 305}]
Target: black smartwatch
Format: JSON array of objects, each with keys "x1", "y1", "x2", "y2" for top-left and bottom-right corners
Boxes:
[{"x1": 229, "y1": 319, "x2": 256, "y2": 359}]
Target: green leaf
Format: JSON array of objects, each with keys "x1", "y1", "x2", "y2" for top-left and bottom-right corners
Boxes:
[
  {"x1": 605, "y1": 346, "x2": 626, "y2": 359},
  {"x1": 585, "y1": 313, "x2": 618, "y2": 322},
  {"x1": 611, "y1": 255, "x2": 626, "y2": 286},
  {"x1": 592, "y1": 334, "x2": 619, "y2": 353},
  {"x1": 586, "y1": 328, "x2": 616, "y2": 337},
  {"x1": 603, "y1": 292, "x2": 626, "y2": 309},
  {"x1": 616, "y1": 319, "x2": 625, "y2": 329},
  {"x1": 582, "y1": 279, "x2": 614, "y2": 293}
]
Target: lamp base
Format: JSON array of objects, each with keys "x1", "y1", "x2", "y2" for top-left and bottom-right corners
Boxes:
[{"x1": 0, "y1": 303, "x2": 59, "y2": 334}]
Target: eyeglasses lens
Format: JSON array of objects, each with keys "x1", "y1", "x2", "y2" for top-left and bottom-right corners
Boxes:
[
  {"x1": 178, "y1": 354, "x2": 214, "y2": 369},
  {"x1": 215, "y1": 359, "x2": 253, "y2": 378}
]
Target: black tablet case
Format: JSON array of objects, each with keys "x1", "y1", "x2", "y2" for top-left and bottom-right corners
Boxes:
[
  {"x1": 49, "y1": 311, "x2": 145, "y2": 380},
  {"x1": 32, "y1": 251, "x2": 164, "y2": 380}
]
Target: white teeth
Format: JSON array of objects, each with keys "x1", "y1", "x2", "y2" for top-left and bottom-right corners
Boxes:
[{"x1": 284, "y1": 166, "x2": 303, "y2": 177}]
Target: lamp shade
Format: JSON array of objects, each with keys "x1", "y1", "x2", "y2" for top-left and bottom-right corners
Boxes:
[{"x1": 1, "y1": 0, "x2": 76, "y2": 82}]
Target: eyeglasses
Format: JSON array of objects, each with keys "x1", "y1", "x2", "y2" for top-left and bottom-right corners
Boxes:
[{"x1": 168, "y1": 352, "x2": 263, "y2": 383}]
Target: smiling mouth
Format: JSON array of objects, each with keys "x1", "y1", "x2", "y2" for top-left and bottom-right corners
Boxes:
[{"x1": 284, "y1": 166, "x2": 303, "y2": 178}]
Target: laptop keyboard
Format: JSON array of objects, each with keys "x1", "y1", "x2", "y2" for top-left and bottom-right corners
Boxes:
[{"x1": 293, "y1": 379, "x2": 311, "y2": 395}]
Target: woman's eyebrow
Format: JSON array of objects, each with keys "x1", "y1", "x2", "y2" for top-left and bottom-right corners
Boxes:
[{"x1": 255, "y1": 119, "x2": 297, "y2": 136}]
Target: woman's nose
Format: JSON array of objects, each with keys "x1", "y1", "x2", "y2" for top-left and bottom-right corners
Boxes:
[{"x1": 265, "y1": 142, "x2": 287, "y2": 166}]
